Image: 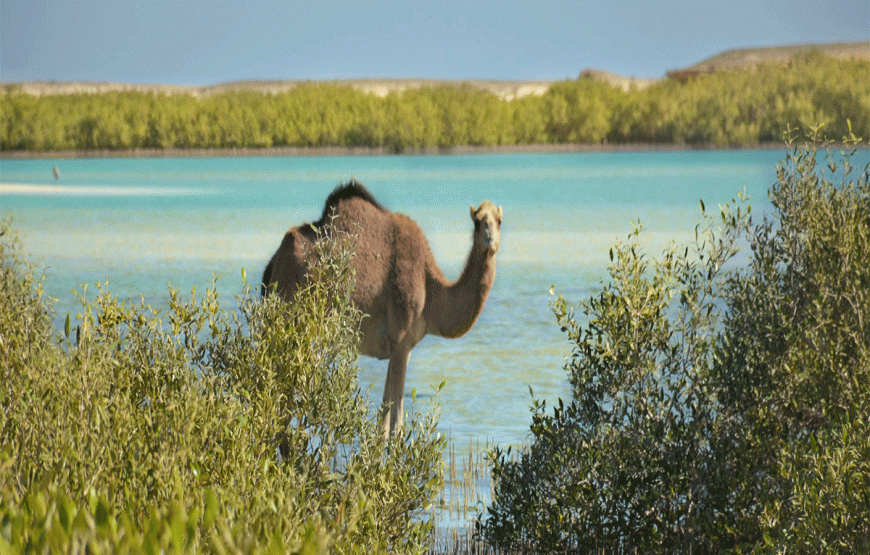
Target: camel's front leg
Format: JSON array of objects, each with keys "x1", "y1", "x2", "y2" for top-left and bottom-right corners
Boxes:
[{"x1": 380, "y1": 346, "x2": 411, "y2": 437}]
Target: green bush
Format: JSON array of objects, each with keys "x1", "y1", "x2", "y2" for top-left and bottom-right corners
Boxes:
[
  {"x1": 2, "y1": 54, "x2": 868, "y2": 151},
  {"x1": 0, "y1": 220, "x2": 445, "y2": 554},
  {"x1": 478, "y1": 132, "x2": 870, "y2": 553}
]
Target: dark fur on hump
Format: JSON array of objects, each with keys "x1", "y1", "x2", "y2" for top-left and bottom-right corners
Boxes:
[{"x1": 316, "y1": 179, "x2": 385, "y2": 226}]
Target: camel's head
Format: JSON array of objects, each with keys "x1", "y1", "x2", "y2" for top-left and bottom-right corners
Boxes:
[{"x1": 470, "y1": 201, "x2": 503, "y2": 254}]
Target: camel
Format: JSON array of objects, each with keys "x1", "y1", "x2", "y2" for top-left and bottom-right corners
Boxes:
[{"x1": 262, "y1": 180, "x2": 502, "y2": 436}]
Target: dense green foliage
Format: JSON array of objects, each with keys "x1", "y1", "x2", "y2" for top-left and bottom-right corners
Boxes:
[
  {"x1": 2, "y1": 54, "x2": 868, "y2": 151},
  {"x1": 478, "y1": 135, "x2": 870, "y2": 553},
  {"x1": 0, "y1": 223, "x2": 445, "y2": 553}
]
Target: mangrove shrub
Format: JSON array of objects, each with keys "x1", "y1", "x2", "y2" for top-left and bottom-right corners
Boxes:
[
  {"x1": 478, "y1": 132, "x2": 870, "y2": 553},
  {"x1": 2, "y1": 54, "x2": 867, "y2": 151},
  {"x1": 0, "y1": 222, "x2": 445, "y2": 554}
]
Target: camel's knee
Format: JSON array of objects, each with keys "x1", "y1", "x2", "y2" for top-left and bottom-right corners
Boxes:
[{"x1": 379, "y1": 399, "x2": 404, "y2": 438}]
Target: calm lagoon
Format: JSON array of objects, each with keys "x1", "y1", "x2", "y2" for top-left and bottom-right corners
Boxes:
[{"x1": 0, "y1": 149, "x2": 814, "y2": 448}]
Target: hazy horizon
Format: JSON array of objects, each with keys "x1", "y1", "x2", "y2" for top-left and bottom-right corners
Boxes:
[{"x1": 2, "y1": 0, "x2": 868, "y2": 85}]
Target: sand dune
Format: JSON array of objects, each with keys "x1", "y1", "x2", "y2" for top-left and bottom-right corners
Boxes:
[
  {"x1": 2, "y1": 42, "x2": 865, "y2": 99},
  {"x1": 667, "y1": 41, "x2": 868, "y2": 80}
]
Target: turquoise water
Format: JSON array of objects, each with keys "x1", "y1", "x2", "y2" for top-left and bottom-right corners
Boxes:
[{"x1": 0, "y1": 150, "x2": 804, "y2": 448}]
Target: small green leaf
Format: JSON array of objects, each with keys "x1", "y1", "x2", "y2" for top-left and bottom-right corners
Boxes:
[{"x1": 94, "y1": 497, "x2": 111, "y2": 528}]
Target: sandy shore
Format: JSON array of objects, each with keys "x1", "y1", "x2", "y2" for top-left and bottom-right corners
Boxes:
[
  {"x1": 0, "y1": 142, "x2": 798, "y2": 160},
  {"x1": 0, "y1": 183, "x2": 201, "y2": 196}
]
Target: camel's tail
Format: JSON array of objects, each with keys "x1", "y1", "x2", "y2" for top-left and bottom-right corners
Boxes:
[{"x1": 260, "y1": 260, "x2": 273, "y2": 297}]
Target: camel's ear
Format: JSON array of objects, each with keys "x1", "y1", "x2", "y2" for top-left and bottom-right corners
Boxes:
[
  {"x1": 470, "y1": 205, "x2": 477, "y2": 219},
  {"x1": 497, "y1": 206, "x2": 503, "y2": 221}
]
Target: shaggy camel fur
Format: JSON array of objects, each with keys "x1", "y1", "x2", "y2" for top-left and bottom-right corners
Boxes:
[{"x1": 262, "y1": 180, "x2": 502, "y2": 436}]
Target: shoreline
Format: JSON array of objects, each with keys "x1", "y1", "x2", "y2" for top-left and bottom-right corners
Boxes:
[{"x1": 0, "y1": 142, "x2": 802, "y2": 160}]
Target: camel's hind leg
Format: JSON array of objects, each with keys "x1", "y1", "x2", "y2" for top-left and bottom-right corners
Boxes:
[{"x1": 380, "y1": 346, "x2": 411, "y2": 438}]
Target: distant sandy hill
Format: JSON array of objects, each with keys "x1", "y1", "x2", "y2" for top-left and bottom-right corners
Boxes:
[
  {"x1": 578, "y1": 69, "x2": 658, "y2": 91},
  {"x1": 666, "y1": 41, "x2": 868, "y2": 80},
  {"x1": 0, "y1": 79, "x2": 554, "y2": 100},
  {"x1": 3, "y1": 42, "x2": 866, "y2": 98}
]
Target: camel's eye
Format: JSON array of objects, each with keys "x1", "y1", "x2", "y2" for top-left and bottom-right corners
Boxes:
[{"x1": 474, "y1": 219, "x2": 481, "y2": 230}]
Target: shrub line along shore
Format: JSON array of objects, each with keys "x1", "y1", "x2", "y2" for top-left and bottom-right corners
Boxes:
[
  {"x1": 4, "y1": 44, "x2": 867, "y2": 156},
  {"x1": 0, "y1": 142, "x2": 802, "y2": 160}
]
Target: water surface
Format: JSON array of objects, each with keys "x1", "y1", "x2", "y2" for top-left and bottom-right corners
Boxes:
[{"x1": 1, "y1": 150, "x2": 798, "y2": 447}]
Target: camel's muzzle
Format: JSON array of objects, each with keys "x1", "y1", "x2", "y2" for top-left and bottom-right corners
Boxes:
[{"x1": 482, "y1": 226, "x2": 500, "y2": 252}]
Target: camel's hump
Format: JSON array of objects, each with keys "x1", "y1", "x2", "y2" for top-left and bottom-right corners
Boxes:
[{"x1": 319, "y1": 179, "x2": 386, "y2": 224}]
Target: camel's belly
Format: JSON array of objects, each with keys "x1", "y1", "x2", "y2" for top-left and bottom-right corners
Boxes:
[
  {"x1": 356, "y1": 308, "x2": 426, "y2": 360},
  {"x1": 358, "y1": 315, "x2": 391, "y2": 360}
]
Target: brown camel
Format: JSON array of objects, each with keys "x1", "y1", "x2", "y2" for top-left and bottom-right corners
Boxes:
[{"x1": 262, "y1": 180, "x2": 502, "y2": 436}]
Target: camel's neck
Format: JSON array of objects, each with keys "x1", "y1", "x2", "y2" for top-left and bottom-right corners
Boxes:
[{"x1": 427, "y1": 245, "x2": 497, "y2": 339}]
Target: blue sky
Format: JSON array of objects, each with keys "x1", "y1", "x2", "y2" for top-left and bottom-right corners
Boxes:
[{"x1": 2, "y1": 0, "x2": 868, "y2": 84}]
